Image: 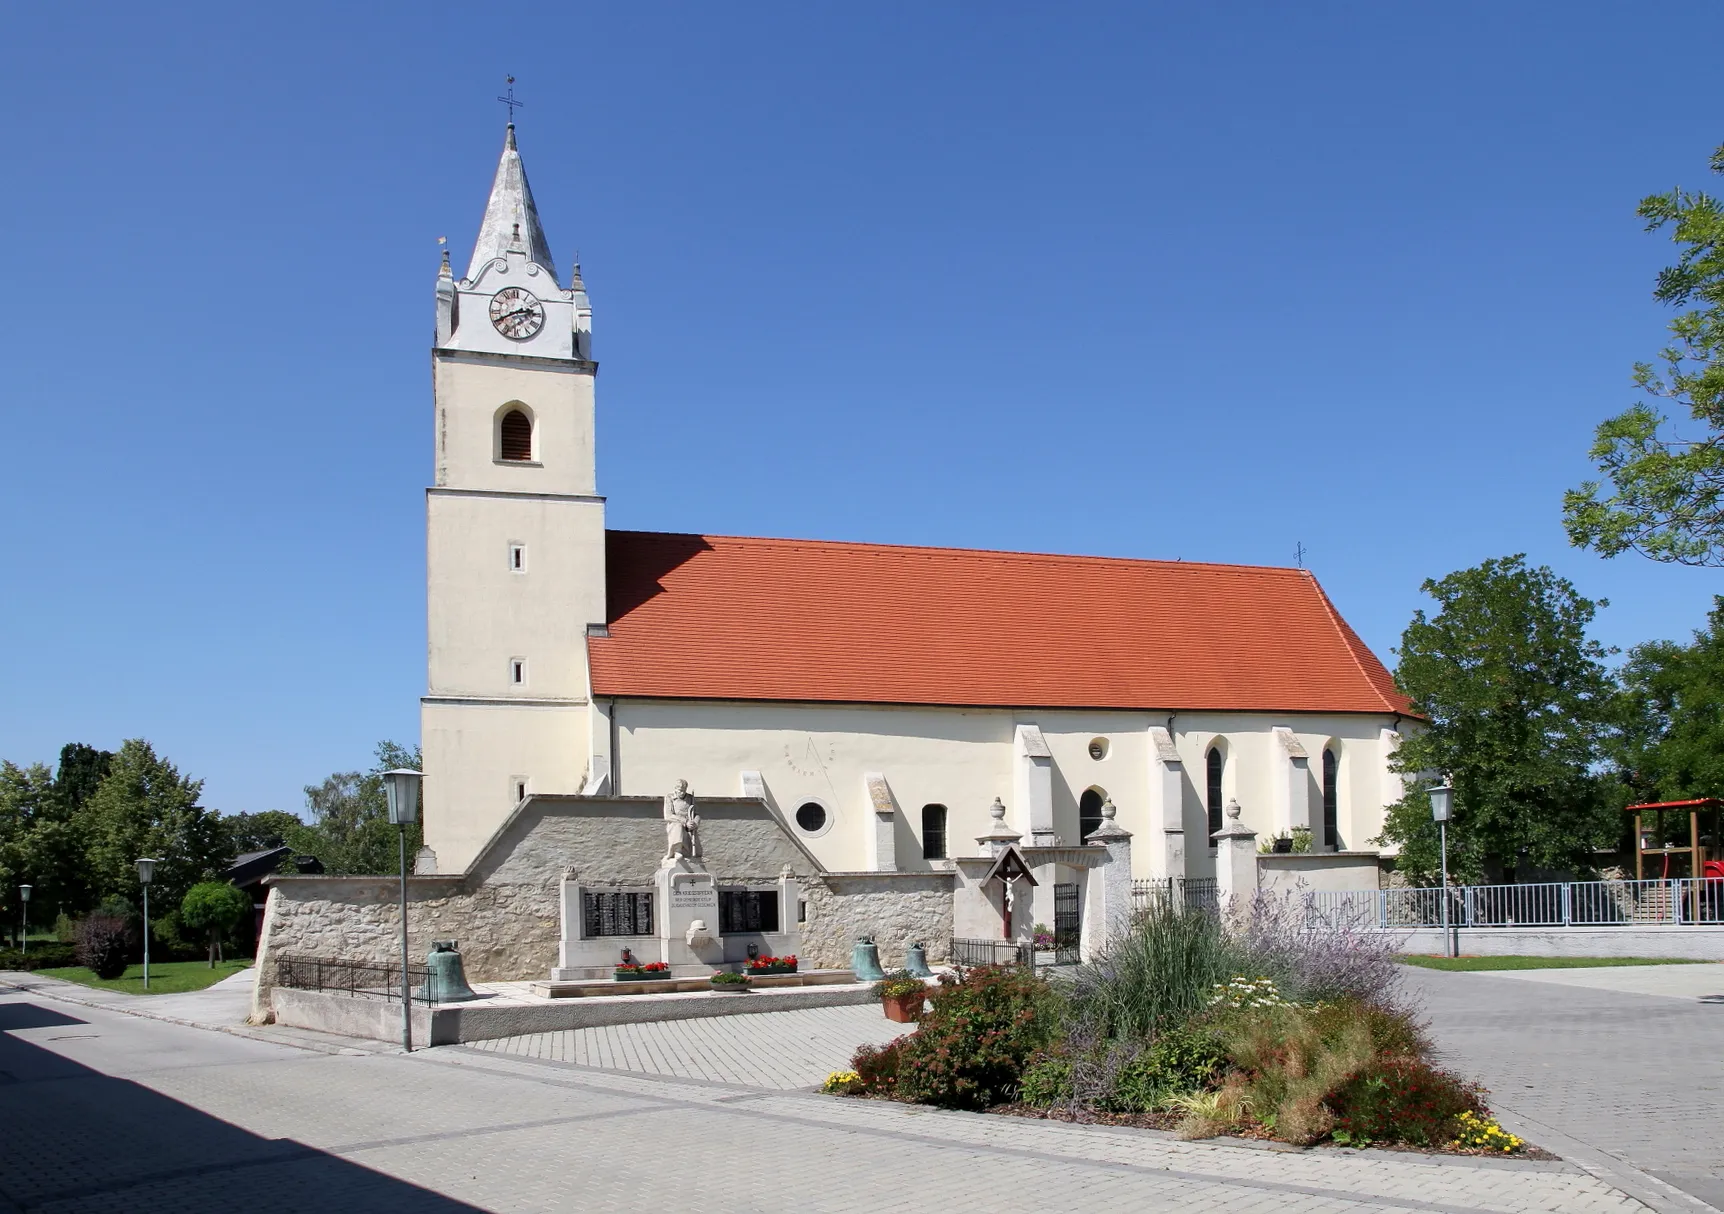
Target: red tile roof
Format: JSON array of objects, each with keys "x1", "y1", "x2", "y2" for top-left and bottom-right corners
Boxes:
[{"x1": 588, "y1": 531, "x2": 1411, "y2": 715}]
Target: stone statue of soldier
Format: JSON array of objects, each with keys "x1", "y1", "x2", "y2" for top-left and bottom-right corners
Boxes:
[{"x1": 663, "y1": 780, "x2": 701, "y2": 861}]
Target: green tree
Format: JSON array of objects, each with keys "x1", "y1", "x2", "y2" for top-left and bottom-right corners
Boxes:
[
  {"x1": 1564, "y1": 142, "x2": 1724, "y2": 564},
  {"x1": 293, "y1": 741, "x2": 422, "y2": 875},
  {"x1": 1377, "y1": 556, "x2": 1620, "y2": 884},
  {"x1": 222, "y1": 810, "x2": 307, "y2": 855},
  {"x1": 0, "y1": 762, "x2": 55, "y2": 944},
  {"x1": 179, "y1": 880, "x2": 252, "y2": 966},
  {"x1": 1609, "y1": 597, "x2": 1724, "y2": 805},
  {"x1": 82, "y1": 739, "x2": 228, "y2": 912}
]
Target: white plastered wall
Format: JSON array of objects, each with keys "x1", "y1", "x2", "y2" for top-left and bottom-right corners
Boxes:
[
  {"x1": 603, "y1": 701, "x2": 1403, "y2": 879},
  {"x1": 421, "y1": 700, "x2": 590, "y2": 871}
]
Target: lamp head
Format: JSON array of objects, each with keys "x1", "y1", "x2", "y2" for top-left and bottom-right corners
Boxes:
[
  {"x1": 18, "y1": 885, "x2": 29, "y2": 903},
  {"x1": 1428, "y1": 784, "x2": 1454, "y2": 824},
  {"x1": 382, "y1": 769, "x2": 423, "y2": 826},
  {"x1": 135, "y1": 858, "x2": 157, "y2": 886}
]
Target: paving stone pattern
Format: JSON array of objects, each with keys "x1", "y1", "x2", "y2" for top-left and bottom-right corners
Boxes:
[
  {"x1": 1404, "y1": 965, "x2": 1724, "y2": 1212},
  {"x1": 464, "y1": 1002, "x2": 906, "y2": 1087},
  {"x1": 0, "y1": 987, "x2": 1651, "y2": 1214}
]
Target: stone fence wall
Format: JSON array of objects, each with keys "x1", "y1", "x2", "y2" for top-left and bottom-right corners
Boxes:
[{"x1": 250, "y1": 794, "x2": 956, "y2": 1021}]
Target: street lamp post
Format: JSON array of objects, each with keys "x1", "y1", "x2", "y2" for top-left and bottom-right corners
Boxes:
[
  {"x1": 136, "y1": 859, "x2": 157, "y2": 989},
  {"x1": 382, "y1": 769, "x2": 423, "y2": 1054},
  {"x1": 1428, "y1": 785, "x2": 1455, "y2": 958},
  {"x1": 18, "y1": 885, "x2": 30, "y2": 956}
]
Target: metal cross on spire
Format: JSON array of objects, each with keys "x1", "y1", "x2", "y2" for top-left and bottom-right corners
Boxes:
[{"x1": 497, "y1": 75, "x2": 524, "y2": 122}]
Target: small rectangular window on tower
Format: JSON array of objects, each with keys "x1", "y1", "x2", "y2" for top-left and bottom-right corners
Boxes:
[
  {"x1": 514, "y1": 779, "x2": 529, "y2": 803},
  {"x1": 509, "y1": 543, "x2": 526, "y2": 572},
  {"x1": 510, "y1": 658, "x2": 527, "y2": 686}
]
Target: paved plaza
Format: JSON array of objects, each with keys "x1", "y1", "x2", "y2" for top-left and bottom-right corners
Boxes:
[{"x1": 0, "y1": 966, "x2": 1708, "y2": 1214}]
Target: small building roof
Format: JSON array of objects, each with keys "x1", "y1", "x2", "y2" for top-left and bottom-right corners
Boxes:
[{"x1": 589, "y1": 531, "x2": 1411, "y2": 715}]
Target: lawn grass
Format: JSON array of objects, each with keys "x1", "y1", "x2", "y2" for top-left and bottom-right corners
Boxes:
[
  {"x1": 37, "y1": 959, "x2": 253, "y2": 994},
  {"x1": 1399, "y1": 954, "x2": 1712, "y2": 972}
]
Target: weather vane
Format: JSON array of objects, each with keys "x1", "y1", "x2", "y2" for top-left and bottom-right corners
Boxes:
[
  {"x1": 1295, "y1": 541, "x2": 1307, "y2": 569},
  {"x1": 497, "y1": 75, "x2": 524, "y2": 122}
]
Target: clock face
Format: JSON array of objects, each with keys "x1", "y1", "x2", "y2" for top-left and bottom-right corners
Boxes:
[{"x1": 489, "y1": 287, "x2": 545, "y2": 340}]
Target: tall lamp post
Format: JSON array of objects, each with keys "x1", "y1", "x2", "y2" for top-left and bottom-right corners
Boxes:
[
  {"x1": 1428, "y1": 784, "x2": 1455, "y2": 958},
  {"x1": 18, "y1": 885, "x2": 30, "y2": 956},
  {"x1": 136, "y1": 859, "x2": 157, "y2": 989},
  {"x1": 382, "y1": 769, "x2": 423, "y2": 1054}
]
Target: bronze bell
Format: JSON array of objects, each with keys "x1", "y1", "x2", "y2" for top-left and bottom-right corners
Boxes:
[
  {"x1": 905, "y1": 942, "x2": 934, "y2": 978},
  {"x1": 419, "y1": 939, "x2": 482, "y2": 1003}
]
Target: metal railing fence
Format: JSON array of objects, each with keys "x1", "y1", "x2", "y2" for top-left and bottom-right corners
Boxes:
[
  {"x1": 1131, "y1": 877, "x2": 1220, "y2": 916},
  {"x1": 1293, "y1": 878, "x2": 1724, "y2": 929},
  {"x1": 949, "y1": 937, "x2": 1035, "y2": 968},
  {"x1": 274, "y1": 955, "x2": 437, "y2": 1004}
]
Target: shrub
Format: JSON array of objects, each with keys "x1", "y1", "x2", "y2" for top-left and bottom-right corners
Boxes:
[
  {"x1": 850, "y1": 1037, "x2": 908, "y2": 1095},
  {"x1": 1068, "y1": 902, "x2": 1240, "y2": 1040},
  {"x1": 1018, "y1": 1048, "x2": 1075, "y2": 1107},
  {"x1": 1211, "y1": 1003, "x2": 1377, "y2": 1145},
  {"x1": 1229, "y1": 891, "x2": 1404, "y2": 1008},
  {"x1": 76, "y1": 916, "x2": 132, "y2": 979},
  {"x1": 1308, "y1": 997, "x2": 1429, "y2": 1060},
  {"x1": 1327, "y1": 1057, "x2": 1484, "y2": 1146},
  {"x1": 822, "y1": 1069, "x2": 863, "y2": 1095},
  {"x1": 0, "y1": 943, "x2": 79, "y2": 972},
  {"x1": 708, "y1": 970, "x2": 750, "y2": 986},
  {"x1": 895, "y1": 965, "x2": 1061, "y2": 1110}
]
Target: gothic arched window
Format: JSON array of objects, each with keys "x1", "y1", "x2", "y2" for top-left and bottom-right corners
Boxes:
[
  {"x1": 1079, "y1": 788, "x2": 1106, "y2": 841},
  {"x1": 499, "y1": 408, "x2": 533, "y2": 461},
  {"x1": 1206, "y1": 747, "x2": 1224, "y2": 841},
  {"x1": 1322, "y1": 747, "x2": 1339, "y2": 851},
  {"x1": 922, "y1": 804, "x2": 948, "y2": 860}
]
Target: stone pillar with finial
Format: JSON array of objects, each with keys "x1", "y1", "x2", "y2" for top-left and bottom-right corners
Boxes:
[
  {"x1": 976, "y1": 796, "x2": 1021, "y2": 858},
  {"x1": 1212, "y1": 798, "x2": 1259, "y2": 912},
  {"x1": 1080, "y1": 796, "x2": 1133, "y2": 962}
]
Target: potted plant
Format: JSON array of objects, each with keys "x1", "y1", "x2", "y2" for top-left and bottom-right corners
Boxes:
[
  {"x1": 873, "y1": 970, "x2": 927, "y2": 1023},
  {"x1": 614, "y1": 961, "x2": 671, "y2": 980},
  {"x1": 709, "y1": 970, "x2": 752, "y2": 993},
  {"x1": 746, "y1": 953, "x2": 798, "y2": 974}
]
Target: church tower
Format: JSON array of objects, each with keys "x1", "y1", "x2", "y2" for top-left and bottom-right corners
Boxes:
[{"x1": 420, "y1": 122, "x2": 606, "y2": 872}]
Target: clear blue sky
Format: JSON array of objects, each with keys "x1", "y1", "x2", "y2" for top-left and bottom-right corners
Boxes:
[{"x1": 3, "y1": 4, "x2": 1721, "y2": 817}]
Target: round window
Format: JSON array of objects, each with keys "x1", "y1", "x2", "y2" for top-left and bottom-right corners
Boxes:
[
  {"x1": 1088, "y1": 738, "x2": 1109, "y2": 761},
  {"x1": 795, "y1": 801, "x2": 828, "y2": 833}
]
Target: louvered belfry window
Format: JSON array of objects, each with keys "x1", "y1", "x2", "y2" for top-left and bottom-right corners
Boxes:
[{"x1": 500, "y1": 409, "x2": 533, "y2": 461}]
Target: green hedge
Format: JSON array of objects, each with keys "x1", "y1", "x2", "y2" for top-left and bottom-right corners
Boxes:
[{"x1": 0, "y1": 943, "x2": 80, "y2": 972}]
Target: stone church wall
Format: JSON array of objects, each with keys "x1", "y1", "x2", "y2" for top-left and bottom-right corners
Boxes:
[{"x1": 250, "y1": 793, "x2": 938, "y2": 1020}]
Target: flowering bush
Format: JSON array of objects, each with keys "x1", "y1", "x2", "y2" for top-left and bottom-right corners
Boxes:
[
  {"x1": 1208, "y1": 976, "x2": 1293, "y2": 1010},
  {"x1": 1032, "y1": 923, "x2": 1056, "y2": 949},
  {"x1": 1327, "y1": 1057, "x2": 1485, "y2": 1147},
  {"x1": 1452, "y1": 1110, "x2": 1523, "y2": 1153},
  {"x1": 708, "y1": 970, "x2": 751, "y2": 987},
  {"x1": 893, "y1": 965, "x2": 1062, "y2": 1110},
  {"x1": 873, "y1": 969, "x2": 927, "y2": 1000},
  {"x1": 849, "y1": 1038, "x2": 908, "y2": 1094},
  {"x1": 822, "y1": 1069, "x2": 863, "y2": 1095},
  {"x1": 1229, "y1": 891, "x2": 1405, "y2": 1009},
  {"x1": 746, "y1": 954, "x2": 797, "y2": 973}
]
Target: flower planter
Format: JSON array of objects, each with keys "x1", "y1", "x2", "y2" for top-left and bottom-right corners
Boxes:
[
  {"x1": 882, "y1": 989, "x2": 926, "y2": 1023},
  {"x1": 710, "y1": 982, "x2": 752, "y2": 994},
  {"x1": 747, "y1": 964, "x2": 797, "y2": 975},
  {"x1": 613, "y1": 970, "x2": 672, "y2": 981}
]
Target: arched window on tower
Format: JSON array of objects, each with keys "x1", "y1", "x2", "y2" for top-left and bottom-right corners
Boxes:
[
  {"x1": 1322, "y1": 747, "x2": 1339, "y2": 851},
  {"x1": 499, "y1": 408, "x2": 533, "y2": 462},
  {"x1": 922, "y1": 804, "x2": 948, "y2": 860},
  {"x1": 1206, "y1": 747, "x2": 1224, "y2": 842},
  {"x1": 1079, "y1": 788, "x2": 1106, "y2": 841}
]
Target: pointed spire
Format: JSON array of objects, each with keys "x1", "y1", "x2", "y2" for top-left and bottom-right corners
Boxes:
[{"x1": 466, "y1": 123, "x2": 557, "y2": 282}]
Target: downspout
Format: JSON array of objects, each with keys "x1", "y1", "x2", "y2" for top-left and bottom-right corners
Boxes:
[{"x1": 609, "y1": 699, "x2": 620, "y2": 796}]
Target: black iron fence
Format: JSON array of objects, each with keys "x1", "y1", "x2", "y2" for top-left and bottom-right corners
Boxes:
[
  {"x1": 274, "y1": 955, "x2": 436, "y2": 1004},
  {"x1": 949, "y1": 937, "x2": 1034, "y2": 968}
]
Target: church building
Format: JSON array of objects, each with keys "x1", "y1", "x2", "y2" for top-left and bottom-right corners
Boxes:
[{"x1": 420, "y1": 123, "x2": 1413, "y2": 886}]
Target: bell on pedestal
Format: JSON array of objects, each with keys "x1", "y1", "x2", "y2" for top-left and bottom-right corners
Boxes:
[
  {"x1": 904, "y1": 941, "x2": 933, "y2": 978},
  {"x1": 418, "y1": 939, "x2": 483, "y2": 1003},
  {"x1": 851, "y1": 935, "x2": 885, "y2": 982}
]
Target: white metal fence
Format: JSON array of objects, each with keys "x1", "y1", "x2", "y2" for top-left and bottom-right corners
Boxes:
[{"x1": 1294, "y1": 878, "x2": 1724, "y2": 929}]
